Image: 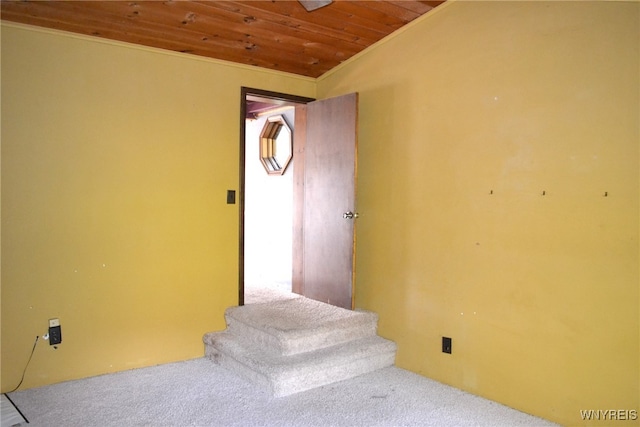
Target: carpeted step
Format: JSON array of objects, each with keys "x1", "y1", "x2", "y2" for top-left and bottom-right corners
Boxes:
[
  {"x1": 203, "y1": 297, "x2": 397, "y2": 397},
  {"x1": 203, "y1": 330, "x2": 396, "y2": 397},
  {"x1": 223, "y1": 297, "x2": 379, "y2": 356}
]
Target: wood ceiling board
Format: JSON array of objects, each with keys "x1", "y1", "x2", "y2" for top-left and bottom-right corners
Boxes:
[
  {"x1": 237, "y1": 1, "x2": 402, "y2": 38},
  {"x1": 0, "y1": 0, "x2": 446, "y2": 78}
]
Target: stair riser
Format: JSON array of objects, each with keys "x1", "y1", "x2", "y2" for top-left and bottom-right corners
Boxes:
[
  {"x1": 225, "y1": 316, "x2": 378, "y2": 356},
  {"x1": 205, "y1": 346, "x2": 273, "y2": 392},
  {"x1": 206, "y1": 344, "x2": 396, "y2": 397},
  {"x1": 271, "y1": 351, "x2": 396, "y2": 397}
]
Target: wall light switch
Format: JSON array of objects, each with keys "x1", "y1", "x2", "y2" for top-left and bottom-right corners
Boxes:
[
  {"x1": 227, "y1": 190, "x2": 236, "y2": 204},
  {"x1": 49, "y1": 318, "x2": 60, "y2": 328}
]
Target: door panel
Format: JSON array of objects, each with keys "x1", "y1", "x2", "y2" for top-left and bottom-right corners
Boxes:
[{"x1": 294, "y1": 93, "x2": 358, "y2": 309}]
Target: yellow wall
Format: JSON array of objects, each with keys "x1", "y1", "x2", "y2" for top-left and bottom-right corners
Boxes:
[
  {"x1": 318, "y1": 2, "x2": 638, "y2": 426},
  {"x1": 2, "y1": 2, "x2": 639, "y2": 426},
  {"x1": 1, "y1": 23, "x2": 314, "y2": 390}
]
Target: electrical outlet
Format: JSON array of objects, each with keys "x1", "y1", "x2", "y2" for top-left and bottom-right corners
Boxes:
[
  {"x1": 442, "y1": 336, "x2": 452, "y2": 354},
  {"x1": 49, "y1": 318, "x2": 62, "y2": 345}
]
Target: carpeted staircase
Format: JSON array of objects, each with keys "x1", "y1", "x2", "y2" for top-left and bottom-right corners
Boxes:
[{"x1": 203, "y1": 296, "x2": 397, "y2": 397}]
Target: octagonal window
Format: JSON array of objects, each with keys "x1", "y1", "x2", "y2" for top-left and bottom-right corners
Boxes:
[{"x1": 259, "y1": 115, "x2": 292, "y2": 175}]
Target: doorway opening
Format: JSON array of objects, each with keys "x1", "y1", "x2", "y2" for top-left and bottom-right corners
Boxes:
[{"x1": 239, "y1": 88, "x2": 314, "y2": 305}]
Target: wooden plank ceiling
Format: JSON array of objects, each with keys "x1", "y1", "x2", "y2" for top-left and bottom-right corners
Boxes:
[{"x1": 1, "y1": 0, "x2": 445, "y2": 78}]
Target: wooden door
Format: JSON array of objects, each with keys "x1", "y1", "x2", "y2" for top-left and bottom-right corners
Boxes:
[{"x1": 293, "y1": 93, "x2": 358, "y2": 309}]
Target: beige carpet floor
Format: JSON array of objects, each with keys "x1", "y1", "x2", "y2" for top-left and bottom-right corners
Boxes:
[{"x1": 6, "y1": 358, "x2": 559, "y2": 426}]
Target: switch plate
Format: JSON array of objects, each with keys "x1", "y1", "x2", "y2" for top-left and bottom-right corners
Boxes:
[
  {"x1": 226, "y1": 190, "x2": 236, "y2": 204},
  {"x1": 442, "y1": 336, "x2": 452, "y2": 354},
  {"x1": 49, "y1": 318, "x2": 60, "y2": 328}
]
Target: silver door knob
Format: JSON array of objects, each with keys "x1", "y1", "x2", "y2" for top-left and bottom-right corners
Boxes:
[{"x1": 343, "y1": 211, "x2": 359, "y2": 219}]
